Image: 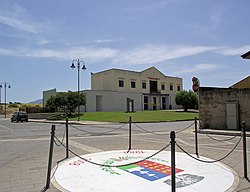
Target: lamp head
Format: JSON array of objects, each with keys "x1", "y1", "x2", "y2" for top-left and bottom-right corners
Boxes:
[
  {"x1": 70, "y1": 63, "x2": 76, "y2": 69},
  {"x1": 82, "y1": 64, "x2": 87, "y2": 70}
]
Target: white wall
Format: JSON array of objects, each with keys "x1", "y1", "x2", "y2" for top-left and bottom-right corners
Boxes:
[{"x1": 84, "y1": 90, "x2": 142, "y2": 112}]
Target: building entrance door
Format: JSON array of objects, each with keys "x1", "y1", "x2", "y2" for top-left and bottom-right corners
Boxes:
[
  {"x1": 162, "y1": 97, "x2": 166, "y2": 110},
  {"x1": 96, "y1": 95, "x2": 103, "y2": 111},
  {"x1": 153, "y1": 97, "x2": 157, "y2": 110},
  {"x1": 226, "y1": 102, "x2": 239, "y2": 130},
  {"x1": 143, "y1": 96, "x2": 148, "y2": 110}
]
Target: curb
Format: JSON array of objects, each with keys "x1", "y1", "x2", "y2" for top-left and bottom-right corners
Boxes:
[
  {"x1": 28, "y1": 119, "x2": 119, "y2": 125},
  {"x1": 198, "y1": 129, "x2": 250, "y2": 137}
]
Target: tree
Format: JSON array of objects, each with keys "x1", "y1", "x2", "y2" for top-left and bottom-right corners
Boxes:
[
  {"x1": 175, "y1": 90, "x2": 198, "y2": 112},
  {"x1": 46, "y1": 96, "x2": 57, "y2": 112},
  {"x1": 46, "y1": 91, "x2": 86, "y2": 114}
]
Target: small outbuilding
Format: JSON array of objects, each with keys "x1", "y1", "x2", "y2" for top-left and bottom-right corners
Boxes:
[{"x1": 199, "y1": 87, "x2": 250, "y2": 130}]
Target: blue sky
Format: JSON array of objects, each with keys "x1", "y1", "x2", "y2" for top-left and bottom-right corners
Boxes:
[{"x1": 0, "y1": 0, "x2": 250, "y2": 103}]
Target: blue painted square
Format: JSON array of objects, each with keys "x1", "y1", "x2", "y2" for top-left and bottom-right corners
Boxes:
[{"x1": 125, "y1": 167, "x2": 167, "y2": 181}]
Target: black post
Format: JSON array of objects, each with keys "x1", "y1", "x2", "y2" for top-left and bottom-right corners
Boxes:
[
  {"x1": 195, "y1": 117, "x2": 199, "y2": 158},
  {"x1": 4, "y1": 83, "x2": 6, "y2": 119},
  {"x1": 77, "y1": 61, "x2": 80, "y2": 121},
  {"x1": 170, "y1": 131, "x2": 176, "y2": 192},
  {"x1": 242, "y1": 121, "x2": 248, "y2": 180},
  {"x1": 66, "y1": 115, "x2": 69, "y2": 158},
  {"x1": 44, "y1": 125, "x2": 56, "y2": 190},
  {"x1": 128, "y1": 116, "x2": 132, "y2": 151}
]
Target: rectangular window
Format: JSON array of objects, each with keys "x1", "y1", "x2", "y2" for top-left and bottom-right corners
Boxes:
[
  {"x1": 177, "y1": 85, "x2": 181, "y2": 91},
  {"x1": 161, "y1": 84, "x2": 165, "y2": 90},
  {"x1": 131, "y1": 81, "x2": 136, "y2": 88},
  {"x1": 170, "y1": 84, "x2": 173, "y2": 91},
  {"x1": 119, "y1": 80, "x2": 124, "y2": 87},
  {"x1": 142, "y1": 82, "x2": 146, "y2": 89}
]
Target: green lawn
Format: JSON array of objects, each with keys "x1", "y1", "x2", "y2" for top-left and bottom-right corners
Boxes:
[{"x1": 69, "y1": 110, "x2": 199, "y2": 123}]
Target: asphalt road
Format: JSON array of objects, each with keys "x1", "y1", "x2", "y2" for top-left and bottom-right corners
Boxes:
[{"x1": 0, "y1": 115, "x2": 250, "y2": 191}]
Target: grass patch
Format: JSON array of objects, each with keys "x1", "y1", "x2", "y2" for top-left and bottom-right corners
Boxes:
[{"x1": 69, "y1": 110, "x2": 199, "y2": 123}]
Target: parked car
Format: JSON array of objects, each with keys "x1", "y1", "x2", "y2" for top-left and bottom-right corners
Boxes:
[{"x1": 11, "y1": 111, "x2": 28, "y2": 122}]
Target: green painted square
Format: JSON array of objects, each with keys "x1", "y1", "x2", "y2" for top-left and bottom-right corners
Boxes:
[{"x1": 118, "y1": 164, "x2": 138, "y2": 170}]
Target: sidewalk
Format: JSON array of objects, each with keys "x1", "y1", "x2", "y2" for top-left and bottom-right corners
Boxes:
[
  {"x1": 28, "y1": 119, "x2": 116, "y2": 125},
  {"x1": 198, "y1": 129, "x2": 250, "y2": 137},
  {"x1": 29, "y1": 118, "x2": 250, "y2": 136}
]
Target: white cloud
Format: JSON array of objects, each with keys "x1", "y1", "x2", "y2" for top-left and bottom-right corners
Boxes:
[
  {"x1": 1, "y1": 44, "x2": 249, "y2": 66},
  {"x1": 218, "y1": 45, "x2": 250, "y2": 56},
  {"x1": 175, "y1": 63, "x2": 222, "y2": 75},
  {"x1": 19, "y1": 47, "x2": 118, "y2": 61},
  {"x1": 0, "y1": 48, "x2": 14, "y2": 56},
  {"x1": 0, "y1": 3, "x2": 47, "y2": 33},
  {"x1": 113, "y1": 44, "x2": 221, "y2": 65},
  {"x1": 93, "y1": 38, "x2": 125, "y2": 43},
  {"x1": 37, "y1": 39, "x2": 51, "y2": 45}
]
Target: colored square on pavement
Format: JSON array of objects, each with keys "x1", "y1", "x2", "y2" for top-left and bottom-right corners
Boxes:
[
  {"x1": 123, "y1": 166, "x2": 167, "y2": 181},
  {"x1": 118, "y1": 160, "x2": 184, "y2": 181},
  {"x1": 136, "y1": 160, "x2": 183, "y2": 175},
  {"x1": 118, "y1": 164, "x2": 138, "y2": 170}
]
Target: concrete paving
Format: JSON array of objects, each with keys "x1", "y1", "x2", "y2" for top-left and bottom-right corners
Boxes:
[{"x1": 0, "y1": 117, "x2": 250, "y2": 191}]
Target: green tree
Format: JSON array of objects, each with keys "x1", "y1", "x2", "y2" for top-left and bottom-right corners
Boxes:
[
  {"x1": 46, "y1": 91, "x2": 86, "y2": 114},
  {"x1": 46, "y1": 96, "x2": 57, "y2": 112},
  {"x1": 175, "y1": 90, "x2": 198, "y2": 112}
]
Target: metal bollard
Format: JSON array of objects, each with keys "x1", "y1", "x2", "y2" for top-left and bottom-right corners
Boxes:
[
  {"x1": 194, "y1": 117, "x2": 199, "y2": 158},
  {"x1": 66, "y1": 115, "x2": 69, "y2": 158},
  {"x1": 170, "y1": 131, "x2": 176, "y2": 192},
  {"x1": 44, "y1": 125, "x2": 56, "y2": 191},
  {"x1": 242, "y1": 121, "x2": 248, "y2": 180},
  {"x1": 128, "y1": 116, "x2": 132, "y2": 151}
]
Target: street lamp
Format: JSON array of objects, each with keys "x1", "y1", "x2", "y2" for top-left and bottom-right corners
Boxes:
[
  {"x1": 0, "y1": 84, "x2": 2, "y2": 104},
  {"x1": 0, "y1": 82, "x2": 11, "y2": 118},
  {"x1": 71, "y1": 59, "x2": 86, "y2": 121}
]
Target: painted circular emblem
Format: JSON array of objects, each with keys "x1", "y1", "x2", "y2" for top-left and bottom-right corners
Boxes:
[{"x1": 52, "y1": 150, "x2": 238, "y2": 192}]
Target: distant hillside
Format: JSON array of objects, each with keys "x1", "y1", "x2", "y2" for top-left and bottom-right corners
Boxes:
[{"x1": 29, "y1": 99, "x2": 43, "y2": 104}]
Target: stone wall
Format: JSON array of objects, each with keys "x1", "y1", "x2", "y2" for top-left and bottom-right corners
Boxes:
[{"x1": 199, "y1": 87, "x2": 250, "y2": 130}]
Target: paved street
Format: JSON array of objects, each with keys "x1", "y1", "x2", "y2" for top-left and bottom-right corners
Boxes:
[{"x1": 0, "y1": 115, "x2": 250, "y2": 191}]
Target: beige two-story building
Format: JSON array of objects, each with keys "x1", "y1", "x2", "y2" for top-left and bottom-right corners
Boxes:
[
  {"x1": 43, "y1": 67, "x2": 183, "y2": 112},
  {"x1": 88, "y1": 66, "x2": 182, "y2": 111}
]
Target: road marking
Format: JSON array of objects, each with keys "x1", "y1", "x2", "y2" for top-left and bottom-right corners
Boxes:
[
  {"x1": 130, "y1": 136, "x2": 167, "y2": 144},
  {"x1": 0, "y1": 137, "x2": 49, "y2": 142},
  {"x1": 0, "y1": 124, "x2": 13, "y2": 131},
  {"x1": 176, "y1": 138, "x2": 191, "y2": 146},
  {"x1": 69, "y1": 140, "x2": 103, "y2": 153}
]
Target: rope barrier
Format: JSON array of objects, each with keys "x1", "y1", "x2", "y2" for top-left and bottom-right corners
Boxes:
[
  {"x1": 176, "y1": 136, "x2": 242, "y2": 163},
  {"x1": 54, "y1": 135, "x2": 170, "y2": 167},
  {"x1": 176, "y1": 122, "x2": 195, "y2": 134},
  {"x1": 204, "y1": 133, "x2": 237, "y2": 142},
  {"x1": 69, "y1": 123, "x2": 127, "y2": 134},
  {"x1": 54, "y1": 129, "x2": 66, "y2": 147},
  {"x1": 133, "y1": 123, "x2": 167, "y2": 135},
  {"x1": 134, "y1": 122, "x2": 194, "y2": 135}
]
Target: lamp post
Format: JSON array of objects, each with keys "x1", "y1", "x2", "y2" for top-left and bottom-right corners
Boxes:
[
  {"x1": 0, "y1": 84, "x2": 2, "y2": 104},
  {"x1": 71, "y1": 59, "x2": 86, "y2": 121},
  {"x1": 0, "y1": 82, "x2": 11, "y2": 118}
]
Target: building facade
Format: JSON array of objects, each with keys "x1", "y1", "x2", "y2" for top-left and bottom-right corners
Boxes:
[
  {"x1": 91, "y1": 67, "x2": 182, "y2": 111},
  {"x1": 199, "y1": 75, "x2": 250, "y2": 131},
  {"x1": 43, "y1": 88, "x2": 57, "y2": 107},
  {"x1": 43, "y1": 67, "x2": 183, "y2": 112},
  {"x1": 199, "y1": 87, "x2": 250, "y2": 130}
]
